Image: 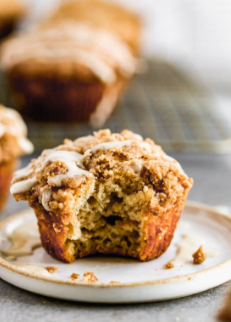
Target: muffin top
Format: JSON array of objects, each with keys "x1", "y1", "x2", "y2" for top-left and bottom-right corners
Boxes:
[
  {"x1": 10, "y1": 129, "x2": 192, "y2": 214},
  {"x1": 50, "y1": 0, "x2": 141, "y2": 52},
  {"x1": 0, "y1": 20, "x2": 139, "y2": 83},
  {"x1": 0, "y1": 104, "x2": 33, "y2": 163}
]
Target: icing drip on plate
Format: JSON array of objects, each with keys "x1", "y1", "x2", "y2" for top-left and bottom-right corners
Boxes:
[
  {"x1": 15, "y1": 264, "x2": 51, "y2": 277},
  {"x1": 1, "y1": 222, "x2": 41, "y2": 257},
  {"x1": 169, "y1": 233, "x2": 219, "y2": 266}
]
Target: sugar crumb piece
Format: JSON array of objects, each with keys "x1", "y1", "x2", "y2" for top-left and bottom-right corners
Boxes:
[
  {"x1": 82, "y1": 271, "x2": 98, "y2": 283},
  {"x1": 188, "y1": 277, "x2": 192, "y2": 280},
  {"x1": 192, "y1": 245, "x2": 206, "y2": 264},
  {"x1": 109, "y1": 281, "x2": 120, "y2": 284},
  {"x1": 45, "y1": 266, "x2": 58, "y2": 274},
  {"x1": 71, "y1": 273, "x2": 80, "y2": 281},
  {"x1": 165, "y1": 262, "x2": 174, "y2": 269}
]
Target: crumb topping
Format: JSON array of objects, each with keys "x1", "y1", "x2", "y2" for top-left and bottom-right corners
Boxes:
[
  {"x1": 10, "y1": 129, "x2": 192, "y2": 217},
  {"x1": 82, "y1": 271, "x2": 98, "y2": 282},
  {"x1": 0, "y1": 104, "x2": 33, "y2": 163},
  {"x1": 45, "y1": 266, "x2": 58, "y2": 274},
  {"x1": 192, "y1": 245, "x2": 206, "y2": 264},
  {"x1": 70, "y1": 273, "x2": 80, "y2": 280}
]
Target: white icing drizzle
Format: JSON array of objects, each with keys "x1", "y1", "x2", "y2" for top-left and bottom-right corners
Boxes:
[
  {"x1": 40, "y1": 185, "x2": 52, "y2": 211},
  {"x1": 41, "y1": 150, "x2": 92, "y2": 187},
  {"x1": 1, "y1": 222, "x2": 41, "y2": 257},
  {"x1": 90, "y1": 86, "x2": 119, "y2": 128},
  {"x1": 0, "y1": 21, "x2": 138, "y2": 83},
  {"x1": 13, "y1": 164, "x2": 34, "y2": 180},
  {"x1": 169, "y1": 233, "x2": 219, "y2": 266},
  {"x1": 0, "y1": 106, "x2": 33, "y2": 154},
  {"x1": 163, "y1": 155, "x2": 185, "y2": 174},
  {"x1": 84, "y1": 140, "x2": 152, "y2": 156},
  {"x1": 10, "y1": 149, "x2": 93, "y2": 195},
  {"x1": 10, "y1": 177, "x2": 37, "y2": 195},
  {"x1": 18, "y1": 137, "x2": 34, "y2": 154},
  {"x1": 15, "y1": 264, "x2": 50, "y2": 277},
  {"x1": 124, "y1": 162, "x2": 144, "y2": 174}
]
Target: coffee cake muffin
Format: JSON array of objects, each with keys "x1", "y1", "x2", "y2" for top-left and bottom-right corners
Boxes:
[
  {"x1": 0, "y1": 104, "x2": 33, "y2": 210},
  {"x1": 10, "y1": 130, "x2": 193, "y2": 263},
  {"x1": 0, "y1": 0, "x2": 25, "y2": 40},
  {"x1": 0, "y1": 1, "x2": 141, "y2": 125}
]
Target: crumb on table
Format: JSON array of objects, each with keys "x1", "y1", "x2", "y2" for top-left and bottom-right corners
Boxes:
[
  {"x1": 45, "y1": 266, "x2": 58, "y2": 274},
  {"x1": 82, "y1": 271, "x2": 98, "y2": 282},
  {"x1": 192, "y1": 245, "x2": 206, "y2": 264},
  {"x1": 165, "y1": 262, "x2": 174, "y2": 269},
  {"x1": 70, "y1": 273, "x2": 80, "y2": 280}
]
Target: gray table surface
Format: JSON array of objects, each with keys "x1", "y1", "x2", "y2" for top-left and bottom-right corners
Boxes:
[{"x1": 1, "y1": 152, "x2": 231, "y2": 322}]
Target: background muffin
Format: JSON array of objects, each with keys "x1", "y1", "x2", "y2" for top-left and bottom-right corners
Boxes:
[
  {"x1": 0, "y1": 0, "x2": 25, "y2": 40},
  {"x1": 10, "y1": 130, "x2": 193, "y2": 263},
  {"x1": 0, "y1": 104, "x2": 33, "y2": 210},
  {"x1": 49, "y1": 0, "x2": 141, "y2": 54},
  {"x1": 0, "y1": 0, "x2": 141, "y2": 126}
]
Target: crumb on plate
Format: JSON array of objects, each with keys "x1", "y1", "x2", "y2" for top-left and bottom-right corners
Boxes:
[
  {"x1": 165, "y1": 262, "x2": 174, "y2": 269},
  {"x1": 70, "y1": 273, "x2": 80, "y2": 280},
  {"x1": 192, "y1": 245, "x2": 206, "y2": 264},
  {"x1": 45, "y1": 266, "x2": 58, "y2": 274},
  {"x1": 82, "y1": 271, "x2": 98, "y2": 282}
]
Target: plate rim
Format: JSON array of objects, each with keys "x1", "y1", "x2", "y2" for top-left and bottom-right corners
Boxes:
[{"x1": 0, "y1": 201, "x2": 231, "y2": 289}]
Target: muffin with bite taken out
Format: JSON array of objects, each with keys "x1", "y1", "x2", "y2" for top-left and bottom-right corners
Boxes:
[{"x1": 10, "y1": 130, "x2": 193, "y2": 263}]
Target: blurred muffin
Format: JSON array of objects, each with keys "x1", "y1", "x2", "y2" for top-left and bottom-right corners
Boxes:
[
  {"x1": 0, "y1": 0, "x2": 25, "y2": 40},
  {"x1": 50, "y1": 0, "x2": 141, "y2": 54},
  {"x1": 0, "y1": 1, "x2": 141, "y2": 126},
  {"x1": 0, "y1": 104, "x2": 33, "y2": 210},
  {"x1": 10, "y1": 129, "x2": 193, "y2": 263},
  {"x1": 217, "y1": 288, "x2": 231, "y2": 321}
]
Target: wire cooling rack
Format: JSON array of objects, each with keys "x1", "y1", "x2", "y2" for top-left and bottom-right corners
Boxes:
[{"x1": 1, "y1": 60, "x2": 231, "y2": 153}]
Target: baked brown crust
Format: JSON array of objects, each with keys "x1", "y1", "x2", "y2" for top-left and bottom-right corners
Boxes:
[
  {"x1": 0, "y1": 159, "x2": 17, "y2": 210},
  {"x1": 11, "y1": 129, "x2": 193, "y2": 263}
]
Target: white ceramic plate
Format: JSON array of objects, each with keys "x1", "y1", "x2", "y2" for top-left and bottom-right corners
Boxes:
[{"x1": 0, "y1": 201, "x2": 231, "y2": 303}]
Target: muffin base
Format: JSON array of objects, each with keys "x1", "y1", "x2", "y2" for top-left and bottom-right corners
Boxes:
[
  {"x1": 7, "y1": 70, "x2": 116, "y2": 122},
  {"x1": 0, "y1": 159, "x2": 16, "y2": 211},
  {"x1": 32, "y1": 196, "x2": 184, "y2": 264}
]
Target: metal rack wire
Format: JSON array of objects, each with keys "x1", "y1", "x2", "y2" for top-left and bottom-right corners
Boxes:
[{"x1": 1, "y1": 60, "x2": 231, "y2": 152}]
